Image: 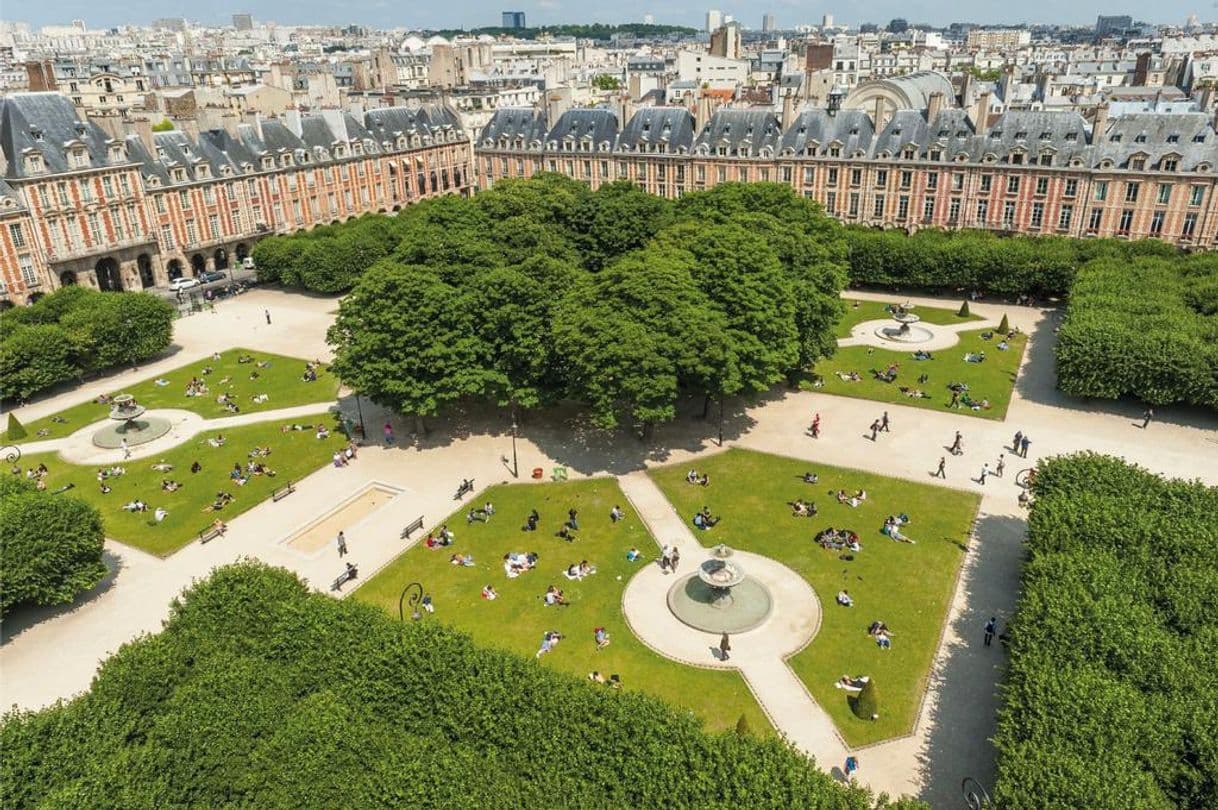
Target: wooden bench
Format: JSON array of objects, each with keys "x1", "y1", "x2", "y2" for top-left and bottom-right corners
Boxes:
[
  {"x1": 331, "y1": 565, "x2": 358, "y2": 592},
  {"x1": 401, "y1": 515, "x2": 425, "y2": 540},
  {"x1": 454, "y1": 478, "x2": 475, "y2": 499},
  {"x1": 199, "y1": 523, "x2": 226, "y2": 544},
  {"x1": 271, "y1": 481, "x2": 296, "y2": 502}
]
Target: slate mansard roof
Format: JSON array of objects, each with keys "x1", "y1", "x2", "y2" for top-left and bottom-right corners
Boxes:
[{"x1": 479, "y1": 105, "x2": 1218, "y2": 171}]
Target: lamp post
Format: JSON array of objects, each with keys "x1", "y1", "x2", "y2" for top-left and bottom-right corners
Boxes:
[
  {"x1": 398, "y1": 581, "x2": 424, "y2": 622},
  {"x1": 961, "y1": 777, "x2": 992, "y2": 809},
  {"x1": 510, "y1": 415, "x2": 519, "y2": 479},
  {"x1": 353, "y1": 392, "x2": 366, "y2": 440},
  {"x1": 718, "y1": 397, "x2": 725, "y2": 447}
]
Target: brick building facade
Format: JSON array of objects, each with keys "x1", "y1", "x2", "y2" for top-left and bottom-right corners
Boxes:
[
  {"x1": 0, "y1": 92, "x2": 473, "y2": 306},
  {"x1": 476, "y1": 105, "x2": 1218, "y2": 248}
]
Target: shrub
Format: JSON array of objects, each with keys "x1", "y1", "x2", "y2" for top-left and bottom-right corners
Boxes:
[
  {"x1": 6, "y1": 412, "x2": 27, "y2": 440},
  {"x1": 993, "y1": 453, "x2": 1218, "y2": 809},
  {"x1": 997, "y1": 313, "x2": 1009, "y2": 333},
  {"x1": 853, "y1": 679, "x2": 879, "y2": 720},
  {"x1": 0, "y1": 562, "x2": 918, "y2": 808},
  {"x1": 957, "y1": 300, "x2": 970, "y2": 317},
  {"x1": 735, "y1": 714, "x2": 751, "y2": 736},
  {"x1": 0, "y1": 486, "x2": 106, "y2": 617}
]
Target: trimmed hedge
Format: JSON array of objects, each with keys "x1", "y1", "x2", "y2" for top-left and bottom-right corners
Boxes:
[
  {"x1": 0, "y1": 476, "x2": 106, "y2": 617},
  {"x1": 0, "y1": 562, "x2": 925, "y2": 809},
  {"x1": 993, "y1": 453, "x2": 1218, "y2": 809},
  {"x1": 1055, "y1": 255, "x2": 1218, "y2": 408},
  {"x1": 0, "y1": 288, "x2": 175, "y2": 401},
  {"x1": 844, "y1": 228, "x2": 1176, "y2": 297}
]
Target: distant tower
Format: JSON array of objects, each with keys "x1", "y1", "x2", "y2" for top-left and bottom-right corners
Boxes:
[
  {"x1": 822, "y1": 13, "x2": 834, "y2": 28},
  {"x1": 762, "y1": 13, "x2": 775, "y2": 32},
  {"x1": 706, "y1": 9, "x2": 722, "y2": 33},
  {"x1": 501, "y1": 11, "x2": 526, "y2": 29},
  {"x1": 232, "y1": 13, "x2": 253, "y2": 31}
]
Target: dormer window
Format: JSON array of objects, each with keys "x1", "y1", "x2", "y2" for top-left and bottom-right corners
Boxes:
[
  {"x1": 1193, "y1": 133, "x2": 1206, "y2": 143},
  {"x1": 1134, "y1": 134, "x2": 1146, "y2": 143},
  {"x1": 1130, "y1": 157, "x2": 1146, "y2": 171},
  {"x1": 24, "y1": 153, "x2": 44, "y2": 174},
  {"x1": 929, "y1": 150, "x2": 942, "y2": 161},
  {"x1": 1161, "y1": 158, "x2": 1178, "y2": 171},
  {"x1": 1110, "y1": 134, "x2": 1122, "y2": 142},
  {"x1": 31, "y1": 127, "x2": 44, "y2": 141},
  {"x1": 1065, "y1": 132, "x2": 1078, "y2": 141},
  {"x1": 262, "y1": 156, "x2": 275, "y2": 170},
  {"x1": 1039, "y1": 131, "x2": 1051, "y2": 140},
  {"x1": 828, "y1": 146, "x2": 841, "y2": 157},
  {"x1": 172, "y1": 168, "x2": 185, "y2": 181},
  {"x1": 990, "y1": 130, "x2": 1002, "y2": 138},
  {"x1": 1015, "y1": 131, "x2": 1028, "y2": 139},
  {"x1": 182, "y1": 145, "x2": 191, "y2": 156},
  {"x1": 1167, "y1": 134, "x2": 1179, "y2": 144},
  {"x1": 937, "y1": 129, "x2": 949, "y2": 137}
]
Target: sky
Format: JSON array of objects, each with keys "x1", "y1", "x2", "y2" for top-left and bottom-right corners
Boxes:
[{"x1": 9, "y1": 1, "x2": 1212, "y2": 31}]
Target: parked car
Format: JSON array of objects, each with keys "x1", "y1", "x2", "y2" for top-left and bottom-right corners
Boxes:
[
  {"x1": 168, "y1": 277, "x2": 200, "y2": 292},
  {"x1": 199, "y1": 270, "x2": 227, "y2": 283}
]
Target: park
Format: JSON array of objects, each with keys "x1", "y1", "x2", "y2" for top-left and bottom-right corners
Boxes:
[{"x1": 2, "y1": 180, "x2": 1215, "y2": 809}]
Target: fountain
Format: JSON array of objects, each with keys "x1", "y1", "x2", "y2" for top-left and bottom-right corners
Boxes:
[
  {"x1": 874, "y1": 304, "x2": 935, "y2": 344},
  {"x1": 666, "y1": 544, "x2": 773, "y2": 633},
  {"x1": 90, "y1": 394, "x2": 173, "y2": 449}
]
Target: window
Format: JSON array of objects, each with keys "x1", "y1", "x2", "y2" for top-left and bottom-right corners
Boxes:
[
  {"x1": 102, "y1": 176, "x2": 114, "y2": 196},
  {"x1": 873, "y1": 195, "x2": 885, "y2": 218},
  {"x1": 19, "y1": 254, "x2": 37, "y2": 286},
  {"x1": 208, "y1": 214, "x2": 219, "y2": 239},
  {"x1": 1035, "y1": 177, "x2": 1049, "y2": 195},
  {"x1": 949, "y1": 198, "x2": 961, "y2": 222},
  {"x1": 1150, "y1": 211, "x2": 1165, "y2": 235},
  {"x1": 203, "y1": 186, "x2": 216, "y2": 205},
  {"x1": 1190, "y1": 186, "x2": 1204, "y2": 206},
  {"x1": 1118, "y1": 209, "x2": 1133, "y2": 234},
  {"x1": 926, "y1": 172, "x2": 939, "y2": 190},
  {"x1": 803, "y1": 167, "x2": 814, "y2": 184},
  {"x1": 161, "y1": 224, "x2": 174, "y2": 249},
  {"x1": 111, "y1": 208, "x2": 125, "y2": 241},
  {"x1": 850, "y1": 169, "x2": 862, "y2": 187},
  {"x1": 1031, "y1": 202, "x2": 1044, "y2": 229},
  {"x1": 178, "y1": 190, "x2": 190, "y2": 209},
  {"x1": 875, "y1": 170, "x2": 888, "y2": 188},
  {"x1": 900, "y1": 170, "x2": 912, "y2": 189},
  {"x1": 1182, "y1": 213, "x2": 1197, "y2": 238},
  {"x1": 79, "y1": 181, "x2": 94, "y2": 202},
  {"x1": 1006, "y1": 176, "x2": 1020, "y2": 194},
  {"x1": 848, "y1": 193, "x2": 859, "y2": 217},
  {"x1": 8, "y1": 223, "x2": 26, "y2": 248},
  {"x1": 897, "y1": 195, "x2": 909, "y2": 220},
  {"x1": 826, "y1": 191, "x2": 837, "y2": 212},
  {"x1": 952, "y1": 173, "x2": 964, "y2": 191},
  {"x1": 828, "y1": 168, "x2": 839, "y2": 185},
  {"x1": 1064, "y1": 179, "x2": 1078, "y2": 197},
  {"x1": 57, "y1": 182, "x2": 69, "y2": 206},
  {"x1": 1003, "y1": 201, "x2": 1016, "y2": 227},
  {"x1": 976, "y1": 200, "x2": 989, "y2": 222},
  {"x1": 980, "y1": 174, "x2": 992, "y2": 192},
  {"x1": 1124, "y1": 182, "x2": 1139, "y2": 203},
  {"x1": 1059, "y1": 205, "x2": 1073, "y2": 230},
  {"x1": 87, "y1": 213, "x2": 103, "y2": 243},
  {"x1": 1088, "y1": 208, "x2": 1103, "y2": 231},
  {"x1": 1094, "y1": 181, "x2": 1108, "y2": 201},
  {"x1": 922, "y1": 198, "x2": 935, "y2": 220},
  {"x1": 1157, "y1": 184, "x2": 1171, "y2": 205},
  {"x1": 1161, "y1": 158, "x2": 1178, "y2": 172},
  {"x1": 185, "y1": 219, "x2": 198, "y2": 245}
]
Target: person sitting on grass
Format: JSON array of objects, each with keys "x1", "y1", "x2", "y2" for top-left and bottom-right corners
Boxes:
[
  {"x1": 588, "y1": 671, "x2": 606, "y2": 684},
  {"x1": 686, "y1": 469, "x2": 700, "y2": 483},
  {"x1": 251, "y1": 393, "x2": 269, "y2": 403},
  {"x1": 99, "y1": 482, "x2": 112, "y2": 494},
  {"x1": 208, "y1": 434, "x2": 226, "y2": 447},
  {"x1": 424, "y1": 533, "x2": 451, "y2": 550},
  {"x1": 868, "y1": 621, "x2": 890, "y2": 637},
  {"x1": 803, "y1": 471, "x2": 819, "y2": 484},
  {"x1": 695, "y1": 507, "x2": 720, "y2": 528},
  {"x1": 556, "y1": 525, "x2": 577, "y2": 542},
  {"x1": 449, "y1": 552, "x2": 475, "y2": 567},
  {"x1": 154, "y1": 507, "x2": 168, "y2": 523},
  {"x1": 535, "y1": 631, "x2": 561, "y2": 658},
  {"x1": 151, "y1": 461, "x2": 174, "y2": 472},
  {"x1": 836, "y1": 675, "x2": 868, "y2": 691},
  {"x1": 190, "y1": 461, "x2": 202, "y2": 474},
  {"x1": 594, "y1": 627, "x2": 611, "y2": 650},
  {"x1": 913, "y1": 349, "x2": 933, "y2": 360},
  {"x1": 238, "y1": 354, "x2": 254, "y2": 364},
  {"x1": 836, "y1": 589, "x2": 854, "y2": 607},
  {"x1": 964, "y1": 351, "x2": 986, "y2": 363},
  {"x1": 626, "y1": 547, "x2": 642, "y2": 562},
  {"x1": 791, "y1": 499, "x2": 818, "y2": 517},
  {"x1": 543, "y1": 585, "x2": 568, "y2": 607},
  {"x1": 123, "y1": 500, "x2": 148, "y2": 512},
  {"x1": 835, "y1": 370, "x2": 862, "y2": 382},
  {"x1": 161, "y1": 479, "x2": 181, "y2": 492},
  {"x1": 315, "y1": 425, "x2": 330, "y2": 440},
  {"x1": 481, "y1": 584, "x2": 498, "y2": 600},
  {"x1": 332, "y1": 451, "x2": 348, "y2": 468},
  {"x1": 699, "y1": 473, "x2": 710, "y2": 487}
]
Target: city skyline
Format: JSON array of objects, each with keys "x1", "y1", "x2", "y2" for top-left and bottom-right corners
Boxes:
[{"x1": 5, "y1": 2, "x2": 1210, "y2": 31}]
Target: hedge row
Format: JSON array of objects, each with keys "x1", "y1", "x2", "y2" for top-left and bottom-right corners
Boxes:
[
  {"x1": 0, "y1": 287, "x2": 175, "y2": 401},
  {"x1": 993, "y1": 453, "x2": 1218, "y2": 809},
  {"x1": 0, "y1": 475, "x2": 106, "y2": 618},
  {"x1": 844, "y1": 227, "x2": 1177, "y2": 297},
  {"x1": 1055, "y1": 255, "x2": 1218, "y2": 408},
  {"x1": 0, "y1": 562, "x2": 924, "y2": 808}
]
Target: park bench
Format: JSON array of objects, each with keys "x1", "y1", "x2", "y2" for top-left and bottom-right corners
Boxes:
[
  {"x1": 331, "y1": 565, "x2": 358, "y2": 592},
  {"x1": 401, "y1": 515, "x2": 425, "y2": 540},
  {"x1": 198, "y1": 523, "x2": 226, "y2": 544},
  {"x1": 272, "y1": 481, "x2": 296, "y2": 502},
  {"x1": 454, "y1": 478, "x2": 475, "y2": 499}
]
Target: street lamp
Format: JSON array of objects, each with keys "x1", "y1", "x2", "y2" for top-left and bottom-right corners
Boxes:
[
  {"x1": 398, "y1": 581, "x2": 424, "y2": 622},
  {"x1": 961, "y1": 777, "x2": 992, "y2": 809},
  {"x1": 510, "y1": 416, "x2": 519, "y2": 478},
  {"x1": 718, "y1": 397, "x2": 725, "y2": 447},
  {"x1": 353, "y1": 392, "x2": 367, "y2": 440}
]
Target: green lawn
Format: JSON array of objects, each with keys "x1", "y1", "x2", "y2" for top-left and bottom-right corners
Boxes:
[
  {"x1": 355, "y1": 478, "x2": 772, "y2": 736},
  {"x1": 18, "y1": 417, "x2": 347, "y2": 556},
  {"x1": 5, "y1": 348, "x2": 339, "y2": 444},
  {"x1": 834, "y1": 299, "x2": 980, "y2": 339},
  {"x1": 652, "y1": 449, "x2": 978, "y2": 747},
  {"x1": 809, "y1": 328, "x2": 1027, "y2": 420}
]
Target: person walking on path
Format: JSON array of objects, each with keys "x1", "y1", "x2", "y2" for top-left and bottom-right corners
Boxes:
[
  {"x1": 979, "y1": 463, "x2": 990, "y2": 485},
  {"x1": 845, "y1": 756, "x2": 859, "y2": 779},
  {"x1": 719, "y1": 632, "x2": 731, "y2": 661},
  {"x1": 879, "y1": 411, "x2": 890, "y2": 432},
  {"x1": 659, "y1": 544, "x2": 672, "y2": 573},
  {"x1": 336, "y1": 531, "x2": 348, "y2": 557},
  {"x1": 996, "y1": 454, "x2": 1005, "y2": 478},
  {"x1": 1019, "y1": 435, "x2": 1030, "y2": 458},
  {"x1": 869, "y1": 419, "x2": 880, "y2": 442},
  {"x1": 264, "y1": 309, "x2": 272, "y2": 325},
  {"x1": 121, "y1": 438, "x2": 130, "y2": 460},
  {"x1": 810, "y1": 413, "x2": 820, "y2": 439},
  {"x1": 383, "y1": 422, "x2": 395, "y2": 445},
  {"x1": 1141, "y1": 406, "x2": 1154, "y2": 429},
  {"x1": 670, "y1": 546, "x2": 680, "y2": 573},
  {"x1": 984, "y1": 616, "x2": 997, "y2": 647},
  {"x1": 949, "y1": 431, "x2": 963, "y2": 456},
  {"x1": 934, "y1": 456, "x2": 946, "y2": 479}
]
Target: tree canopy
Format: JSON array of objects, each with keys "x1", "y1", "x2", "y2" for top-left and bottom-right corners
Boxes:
[
  {"x1": 320, "y1": 177, "x2": 848, "y2": 431},
  {"x1": 993, "y1": 453, "x2": 1218, "y2": 809},
  {"x1": 0, "y1": 561, "x2": 924, "y2": 809}
]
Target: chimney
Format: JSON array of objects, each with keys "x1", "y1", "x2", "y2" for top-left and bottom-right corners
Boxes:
[
  {"x1": 782, "y1": 90, "x2": 796, "y2": 129},
  {"x1": 128, "y1": 116, "x2": 156, "y2": 154},
  {"x1": 974, "y1": 92, "x2": 992, "y2": 137},
  {"x1": 926, "y1": 91, "x2": 944, "y2": 124},
  {"x1": 1198, "y1": 84, "x2": 1215, "y2": 115},
  {"x1": 25, "y1": 60, "x2": 57, "y2": 91},
  {"x1": 696, "y1": 93, "x2": 712, "y2": 132},
  {"x1": 1092, "y1": 103, "x2": 1109, "y2": 143},
  {"x1": 873, "y1": 97, "x2": 886, "y2": 131}
]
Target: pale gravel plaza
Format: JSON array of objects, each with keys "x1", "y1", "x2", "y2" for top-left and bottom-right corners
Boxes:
[{"x1": 2, "y1": 287, "x2": 1215, "y2": 805}]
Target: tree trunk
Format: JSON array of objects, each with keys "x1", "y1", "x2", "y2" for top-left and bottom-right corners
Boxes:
[
  {"x1": 701, "y1": 394, "x2": 711, "y2": 419},
  {"x1": 413, "y1": 414, "x2": 427, "y2": 436}
]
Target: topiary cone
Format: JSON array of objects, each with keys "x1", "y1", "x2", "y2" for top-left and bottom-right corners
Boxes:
[
  {"x1": 998, "y1": 313, "x2": 1010, "y2": 333},
  {"x1": 6, "y1": 412, "x2": 27, "y2": 440},
  {"x1": 957, "y1": 300, "x2": 970, "y2": 317},
  {"x1": 735, "y1": 714, "x2": 751, "y2": 737},
  {"x1": 853, "y1": 679, "x2": 879, "y2": 720}
]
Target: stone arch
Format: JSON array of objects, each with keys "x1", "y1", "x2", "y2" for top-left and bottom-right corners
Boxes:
[
  {"x1": 95, "y1": 257, "x2": 124, "y2": 292},
  {"x1": 235, "y1": 243, "x2": 250, "y2": 261},
  {"x1": 137, "y1": 253, "x2": 155, "y2": 288},
  {"x1": 214, "y1": 247, "x2": 229, "y2": 270},
  {"x1": 59, "y1": 270, "x2": 78, "y2": 286},
  {"x1": 166, "y1": 259, "x2": 184, "y2": 280},
  {"x1": 190, "y1": 254, "x2": 207, "y2": 276}
]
